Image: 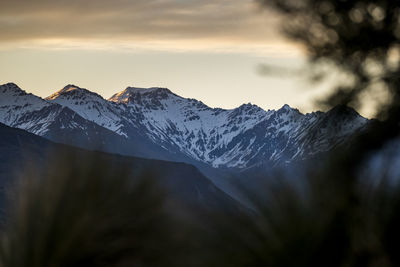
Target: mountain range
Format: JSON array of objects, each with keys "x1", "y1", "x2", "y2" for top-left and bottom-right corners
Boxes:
[
  {"x1": 0, "y1": 82, "x2": 367, "y2": 168},
  {"x1": 0, "y1": 82, "x2": 368, "y2": 201}
]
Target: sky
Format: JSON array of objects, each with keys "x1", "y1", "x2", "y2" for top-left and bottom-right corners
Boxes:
[{"x1": 0, "y1": 0, "x2": 336, "y2": 113}]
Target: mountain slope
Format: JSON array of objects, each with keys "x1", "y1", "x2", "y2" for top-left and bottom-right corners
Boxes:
[{"x1": 0, "y1": 122, "x2": 241, "y2": 213}]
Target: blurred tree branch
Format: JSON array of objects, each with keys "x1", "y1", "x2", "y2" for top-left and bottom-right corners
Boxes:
[
  {"x1": 258, "y1": 0, "x2": 400, "y2": 118},
  {"x1": 257, "y1": 0, "x2": 400, "y2": 173}
]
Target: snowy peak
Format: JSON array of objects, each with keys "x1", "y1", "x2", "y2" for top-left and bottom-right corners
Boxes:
[
  {"x1": 276, "y1": 104, "x2": 302, "y2": 116},
  {"x1": 0, "y1": 83, "x2": 58, "y2": 135},
  {"x1": 228, "y1": 103, "x2": 268, "y2": 122},
  {"x1": 109, "y1": 86, "x2": 176, "y2": 104},
  {"x1": 0, "y1": 82, "x2": 30, "y2": 97},
  {"x1": 45, "y1": 84, "x2": 128, "y2": 136},
  {"x1": 47, "y1": 84, "x2": 80, "y2": 99},
  {"x1": 1, "y1": 82, "x2": 22, "y2": 91},
  {"x1": 57, "y1": 84, "x2": 81, "y2": 94},
  {"x1": 278, "y1": 104, "x2": 293, "y2": 112},
  {"x1": 0, "y1": 83, "x2": 48, "y2": 108},
  {"x1": 321, "y1": 105, "x2": 368, "y2": 135},
  {"x1": 46, "y1": 84, "x2": 103, "y2": 101},
  {"x1": 236, "y1": 103, "x2": 264, "y2": 112},
  {"x1": 125, "y1": 86, "x2": 173, "y2": 95}
]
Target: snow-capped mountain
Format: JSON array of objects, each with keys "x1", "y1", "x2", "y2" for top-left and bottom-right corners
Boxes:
[
  {"x1": 0, "y1": 82, "x2": 52, "y2": 135},
  {"x1": 109, "y1": 87, "x2": 274, "y2": 167},
  {"x1": 0, "y1": 83, "x2": 149, "y2": 156},
  {"x1": 107, "y1": 86, "x2": 367, "y2": 168},
  {"x1": 0, "y1": 83, "x2": 368, "y2": 169},
  {"x1": 47, "y1": 85, "x2": 128, "y2": 136}
]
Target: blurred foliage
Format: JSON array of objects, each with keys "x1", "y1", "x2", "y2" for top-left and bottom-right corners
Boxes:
[
  {"x1": 214, "y1": 1, "x2": 400, "y2": 266},
  {"x1": 254, "y1": 0, "x2": 400, "y2": 231},
  {"x1": 3, "y1": 148, "x2": 400, "y2": 267},
  {"x1": 258, "y1": 0, "x2": 400, "y2": 120},
  {"x1": 2, "y1": 1, "x2": 400, "y2": 266},
  {"x1": 0, "y1": 150, "x2": 195, "y2": 267},
  {"x1": 207, "y1": 1, "x2": 400, "y2": 266},
  {"x1": 204, "y1": 160, "x2": 400, "y2": 267}
]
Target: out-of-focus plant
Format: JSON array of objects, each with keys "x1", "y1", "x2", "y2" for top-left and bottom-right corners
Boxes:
[
  {"x1": 201, "y1": 2, "x2": 400, "y2": 266},
  {"x1": 0, "y1": 149, "x2": 190, "y2": 267},
  {"x1": 254, "y1": 1, "x2": 400, "y2": 184},
  {"x1": 259, "y1": 0, "x2": 400, "y2": 118},
  {"x1": 3, "y1": 2, "x2": 400, "y2": 266},
  {"x1": 204, "y1": 159, "x2": 400, "y2": 267}
]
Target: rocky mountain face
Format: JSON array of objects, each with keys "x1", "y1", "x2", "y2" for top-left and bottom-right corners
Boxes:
[{"x1": 0, "y1": 82, "x2": 368, "y2": 170}]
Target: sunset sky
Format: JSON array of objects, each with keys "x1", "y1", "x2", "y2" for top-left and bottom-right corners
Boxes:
[{"x1": 0, "y1": 0, "x2": 336, "y2": 113}]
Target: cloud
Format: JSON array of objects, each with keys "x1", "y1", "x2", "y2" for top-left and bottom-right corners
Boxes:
[{"x1": 0, "y1": 0, "x2": 292, "y2": 53}]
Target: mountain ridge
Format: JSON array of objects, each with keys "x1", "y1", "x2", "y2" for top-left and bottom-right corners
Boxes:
[{"x1": 0, "y1": 82, "x2": 368, "y2": 170}]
